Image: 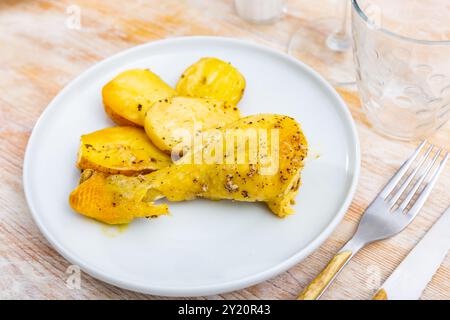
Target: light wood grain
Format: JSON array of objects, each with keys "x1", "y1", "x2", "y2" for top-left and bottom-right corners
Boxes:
[{"x1": 0, "y1": 0, "x2": 448, "y2": 300}]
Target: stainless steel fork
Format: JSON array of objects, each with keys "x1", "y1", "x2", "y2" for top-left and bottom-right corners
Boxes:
[{"x1": 297, "y1": 141, "x2": 449, "y2": 300}]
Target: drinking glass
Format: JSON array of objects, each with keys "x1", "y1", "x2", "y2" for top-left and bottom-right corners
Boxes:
[
  {"x1": 288, "y1": 0, "x2": 355, "y2": 86},
  {"x1": 352, "y1": 0, "x2": 450, "y2": 140}
]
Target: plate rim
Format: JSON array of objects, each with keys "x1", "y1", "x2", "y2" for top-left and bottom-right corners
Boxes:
[{"x1": 23, "y1": 36, "x2": 361, "y2": 297}]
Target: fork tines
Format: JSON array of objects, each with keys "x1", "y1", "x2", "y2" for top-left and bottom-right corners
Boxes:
[{"x1": 380, "y1": 141, "x2": 448, "y2": 215}]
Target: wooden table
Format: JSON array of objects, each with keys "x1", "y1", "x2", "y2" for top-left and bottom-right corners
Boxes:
[{"x1": 0, "y1": 0, "x2": 448, "y2": 300}]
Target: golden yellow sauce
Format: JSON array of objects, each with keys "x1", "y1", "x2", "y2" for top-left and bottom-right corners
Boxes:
[{"x1": 100, "y1": 224, "x2": 129, "y2": 238}]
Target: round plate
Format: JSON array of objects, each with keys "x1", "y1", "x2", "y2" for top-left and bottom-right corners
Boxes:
[{"x1": 23, "y1": 37, "x2": 360, "y2": 297}]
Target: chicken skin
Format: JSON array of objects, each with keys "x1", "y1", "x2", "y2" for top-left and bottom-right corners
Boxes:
[{"x1": 69, "y1": 114, "x2": 308, "y2": 224}]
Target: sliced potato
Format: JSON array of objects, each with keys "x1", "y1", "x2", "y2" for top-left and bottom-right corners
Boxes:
[
  {"x1": 77, "y1": 126, "x2": 172, "y2": 175},
  {"x1": 102, "y1": 69, "x2": 176, "y2": 126},
  {"x1": 144, "y1": 96, "x2": 240, "y2": 153},
  {"x1": 69, "y1": 170, "x2": 168, "y2": 225},
  {"x1": 176, "y1": 57, "x2": 246, "y2": 105}
]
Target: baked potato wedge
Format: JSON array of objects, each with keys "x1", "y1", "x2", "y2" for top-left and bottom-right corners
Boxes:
[
  {"x1": 144, "y1": 96, "x2": 240, "y2": 154},
  {"x1": 69, "y1": 169, "x2": 168, "y2": 224},
  {"x1": 77, "y1": 126, "x2": 172, "y2": 175},
  {"x1": 72, "y1": 114, "x2": 307, "y2": 224},
  {"x1": 102, "y1": 69, "x2": 176, "y2": 126},
  {"x1": 176, "y1": 58, "x2": 246, "y2": 105}
]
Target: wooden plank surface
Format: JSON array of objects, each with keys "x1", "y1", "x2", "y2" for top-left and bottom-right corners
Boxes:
[{"x1": 0, "y1": 0, "x2": 448, "y2": 300}]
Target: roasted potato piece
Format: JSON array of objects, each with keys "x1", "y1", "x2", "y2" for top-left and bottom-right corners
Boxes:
[
  {"x1": 144, "y1": 96, "x2": 240, "y2": 154},
  {"x1": 102, "y1": 69, "x2": 176, "y2": 126},
  {"x1": 76, "y1": 114, "x2": 307, "y2": 224},
  {"x1": 176, "y1": 57, "x2": 246, "y2": 105},
  {"x1": 69, "y1": 170, "x2": 168, "y2": 224},
  {"x1": 77, "y1": 126, "x2": 172, "y2": 175}
]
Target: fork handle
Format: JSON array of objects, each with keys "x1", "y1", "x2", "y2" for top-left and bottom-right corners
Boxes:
[
  {"x1": 372, "y1": 289, "x2": 388, "y2": 300},
  {"x1": 297, "y1": 240, "x2": 362, "y2": 300}
]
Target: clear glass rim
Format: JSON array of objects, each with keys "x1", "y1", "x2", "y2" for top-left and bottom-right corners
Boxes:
[{"x1": 351, "y1": 0, "x2": 450, "y2": 46}]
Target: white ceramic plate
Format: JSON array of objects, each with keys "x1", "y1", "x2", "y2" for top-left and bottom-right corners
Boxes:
[{"x1": 23, "y1": 37, "x2": 360, "y2": 297}]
